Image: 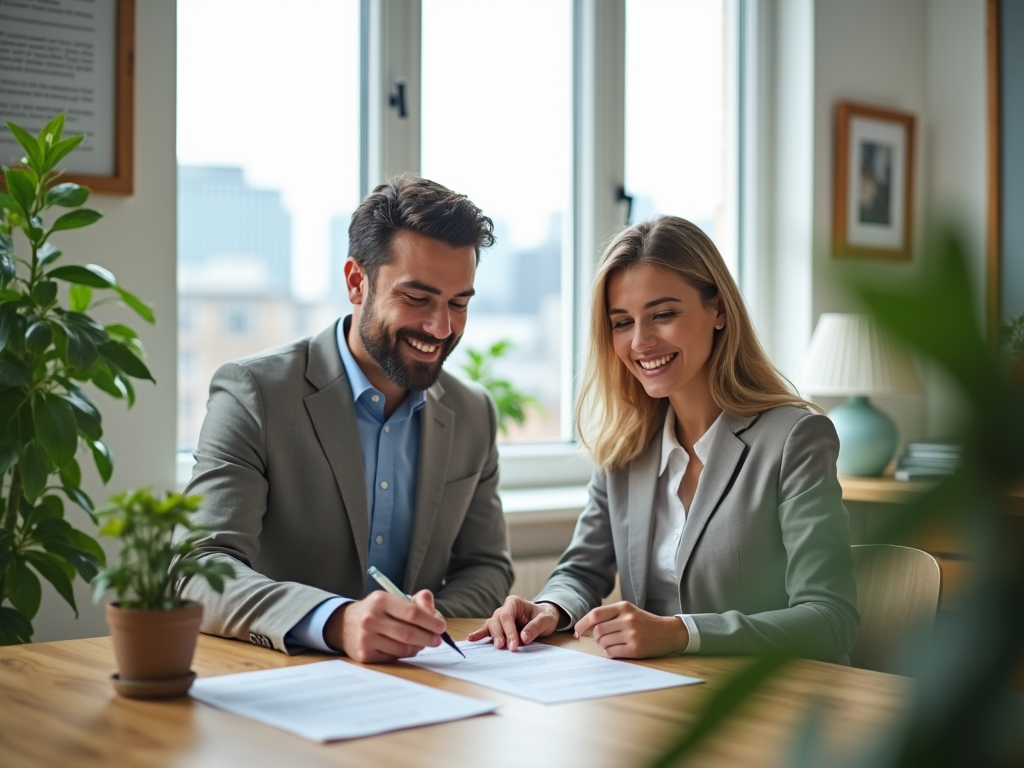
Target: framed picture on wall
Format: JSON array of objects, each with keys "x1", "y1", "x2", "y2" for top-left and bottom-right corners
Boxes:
[{"x1": 833, "y1": 101, "x2": 916, "y2": 260}]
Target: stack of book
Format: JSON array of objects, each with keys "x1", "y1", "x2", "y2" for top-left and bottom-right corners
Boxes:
[{"x1": 894, "y1": 439, "x2": 961, "y2": 481}]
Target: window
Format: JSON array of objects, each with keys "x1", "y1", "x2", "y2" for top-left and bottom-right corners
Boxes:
[
  {"x1": 421, "y1": 0, "x2": 573, "y2": 444},
  {"x1": 177, "y1": 1, "x2": 739, "y2": 485}
]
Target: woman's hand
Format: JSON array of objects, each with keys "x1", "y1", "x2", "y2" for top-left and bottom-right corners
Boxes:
[
  {"x1": 467, "y1": 595, "x2": 563, "y2": 651},
  {"x1": 573, "y1": 601, "x2": 689, "y2": 659}
]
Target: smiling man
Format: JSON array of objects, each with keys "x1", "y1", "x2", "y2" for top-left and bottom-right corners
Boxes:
[{"x1": 179, "y1": 176, "x2": 514, "y2": 662}]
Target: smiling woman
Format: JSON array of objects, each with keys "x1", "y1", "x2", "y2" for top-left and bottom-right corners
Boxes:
[{"x1": 471, "y1": 216, "x2": 860, "y2": 664}]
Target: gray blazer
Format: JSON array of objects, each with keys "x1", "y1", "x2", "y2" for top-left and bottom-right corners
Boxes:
[
  {"x1": 535, "y1": 406, "x2": 859, "y2": 661},
  {"x1": 179, "y1": 323, "x2": 514, "y2": 653}
]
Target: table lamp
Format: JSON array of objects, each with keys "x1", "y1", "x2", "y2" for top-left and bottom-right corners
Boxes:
[{"x1": 801, "y1": 313, "x2": 921, "y2": 476}]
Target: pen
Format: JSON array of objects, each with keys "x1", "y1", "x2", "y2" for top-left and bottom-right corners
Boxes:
[{"x1": 367, "y1": 566, "x2": 466, "y2": 658}]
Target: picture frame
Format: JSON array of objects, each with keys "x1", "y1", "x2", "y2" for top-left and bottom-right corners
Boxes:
[
  {"x1": 832, "y1": 101, "x2": 916, "y2": 261},
  {"x1": 0, "y1": 0, "x2": 135, "y2": 195}
]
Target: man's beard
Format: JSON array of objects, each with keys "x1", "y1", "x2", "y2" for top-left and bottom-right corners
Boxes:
[{"x1": 358, "y1": 296, "x2": 459, "y2": 391}]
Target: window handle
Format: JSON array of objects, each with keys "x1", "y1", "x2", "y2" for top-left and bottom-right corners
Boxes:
[
  {"x1": 617, "y1": 185, "x2": 634, "y2": 226},
  {"x1": 389, "y1": 80, "x2": 407, "y2": 118}
]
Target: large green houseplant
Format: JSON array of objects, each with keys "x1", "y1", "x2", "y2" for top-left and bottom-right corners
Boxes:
[{"x1": 0, "y1": 114, "x2": 155, "y2": 644}]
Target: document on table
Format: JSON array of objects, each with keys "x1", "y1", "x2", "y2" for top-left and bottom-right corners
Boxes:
[
  {"x1": 189, "y1": 660, "x2": 498, "y2": 742},
  {"x1": 402, "y1": 639, "x2": 703, "y2": 704}
]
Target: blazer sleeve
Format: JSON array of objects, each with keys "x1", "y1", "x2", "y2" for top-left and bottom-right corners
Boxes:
[
  {"x1": 533, "y1": 469, "x2": 619, "y2": 625},
  {"x1": 175, "y1": 362, "x2": 336, "y2": 654},
  {"x1": 689, "y1": 413, "x2": 861, "y2": 661},
  {"x1": 433, "y1": 389, "x2": 514, "y2": 617}
]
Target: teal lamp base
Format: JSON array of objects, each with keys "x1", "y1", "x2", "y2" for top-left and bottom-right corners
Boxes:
[{"x1": 828, "y1": 396, "x2": 897, "y2": 477}]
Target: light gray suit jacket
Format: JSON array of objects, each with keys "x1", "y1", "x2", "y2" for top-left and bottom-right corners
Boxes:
[
  {"x1": 179, "y1": 323, "x2": 514, "y2": 653},
  {"x1": 535, "y1": 406, "x2": 859, "y2": 662}
]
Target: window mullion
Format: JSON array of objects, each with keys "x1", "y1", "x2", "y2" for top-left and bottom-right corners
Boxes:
[{"x1": 361, "y1": 0, "x2": 421, "y2": 196}]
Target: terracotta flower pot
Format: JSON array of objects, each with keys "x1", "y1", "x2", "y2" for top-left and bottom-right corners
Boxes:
[{"x1": 106, "y1": 601, "x2": 203, "y2": 691}]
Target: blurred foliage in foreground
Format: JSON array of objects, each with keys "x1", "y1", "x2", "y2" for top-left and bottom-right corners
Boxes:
[{"x1": 653, "y1": 228, "x2": 1024, "y2": 768}]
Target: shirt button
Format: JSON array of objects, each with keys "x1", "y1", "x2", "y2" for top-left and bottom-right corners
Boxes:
[
  {"x1": 383, "y1": 425, "x2": 390, "y2": 433},
  {"x1": 673, "y1": 533, "x2": 679, "y2": 541},
  {"x1": 371, "y1": 395, "x2": 380, "y2": 403},
  {"x1": 375, "y1": 535, "x2": 384, "y2": 545},
  {"x1": 380, "y1": 481, "x2": 388, "y2": 490}
]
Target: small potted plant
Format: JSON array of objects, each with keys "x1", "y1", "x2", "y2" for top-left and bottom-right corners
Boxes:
[{"x1": 91, "y1": 489, "x2": 234, "y2": 699}]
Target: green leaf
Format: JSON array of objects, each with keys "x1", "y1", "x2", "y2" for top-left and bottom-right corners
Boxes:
[
  {"x1": 4, "y1": 168, "x2": 36, "y2": 216},
  {"x1": 18, "y1": 442, "x2": 50, "y2": 502},
  {"x1": 7, "y1": 558, "x2": 43, "y2": 619},
  {"x1": 88, "y1": 363, "x2": 123, "y2": 400},
  {"x1": 24, "y1": 551, "x2": 77, "y2": 617},
  {"x1": 39, "y1": 113, "x2": 66, "y2": 149},
  {"x1": 103, "y1": 323, "x2": 137, "y2": 341},
  {"x1": 0, "y1": 307, "x2": 15, "y2": 351},
  {"x1": 113, "y1": 285, "x2": 156, "y2": 324},
  {"x1": 5, "y1": 120, "x2": 42, "y2": 167},
  {"x1": 0, "y1": 356, "x2": 32, "y2": 387},
  {"x1": 0, "y1": 437, "x2": 19, "y2": 476},
  {"x1": 65, "y1": 528, "x2": 105, "y2": 568},
  {"x1": 49, "y1": 208, "x2": 102, "y2": 233},
  {"x1": 0, "y1": 606, "x2": 33, "y2": 644},
  {"x1": 46, "y1": 539, "x2": 101, "y2": 581},
  {"x1": 31, "y1": 280, "x2": 57, "y2": 306},
  {"x1": 33, "y1": 494, "x2": 65, "y2": 522},
  {"x1": 47, "y1": 264, "x2": 114, "y2": 288},
  {"x1": 68, "y1": 284, "x2": 91, "y2": 312},
  {"x1": 59, "y1": 457, "x2": 81, "y2": 489},
  {"x1": 63, "y1": 390, "x2": 102, "y2": 441},
  {"x1": 33, "y1": 391, "x2": 78, "y2": 467},
  {"x1": 62, "y1": 485, "x2": 95, "y2": 517},
  {"x1": 44, "y1": 183, "x2": 89, "y2": 208},
  {"x1": 119, "y1": 374, "x2": 136, "y2": 407},
  {"x1": 43, "y1": 134, "x2": 85, "y2": 173},
  {"x1": 24, "y1": 319, "x2": 52, "y2": 355},
  {"x1": 64, "y1": 325, "x2": 98, "y2": 370},
  {"x1": 90, "y1": 440, "x2": 113, "y2": 483},
  {"x1": 0, "y1": 254, "x2": 14, "y2": 289},
  {"x1": 98, "y1": 340, "x2": 153, "y2": 381},
  {"x1": 36, "y1": 243, "x2": 62, "y2": 268}
]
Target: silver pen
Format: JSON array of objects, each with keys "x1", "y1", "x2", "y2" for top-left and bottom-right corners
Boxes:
[{"x1": 367, "y1": 566, "x2": 466, "y2": 658}]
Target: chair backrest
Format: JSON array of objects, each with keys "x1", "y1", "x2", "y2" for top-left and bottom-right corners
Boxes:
[{"x1": 849, "y1": 544, "x2": 942, "y2": 673}]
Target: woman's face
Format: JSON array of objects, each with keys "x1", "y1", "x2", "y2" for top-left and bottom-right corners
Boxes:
[{"x1": 606, "y1": 263, "x2": 724, "y2": 403}]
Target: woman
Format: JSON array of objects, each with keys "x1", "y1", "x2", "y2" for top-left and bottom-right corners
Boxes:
[{"x1": 470, "y1": 217, "x2": 859, "y2": 662}]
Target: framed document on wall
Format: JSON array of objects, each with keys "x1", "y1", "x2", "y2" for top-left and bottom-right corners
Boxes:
[
  {"x1": 832, "y1": 101, "x2": 916, "y2": 261},
  {"x1": 0, "y1": 0, "x2": 135, "y2": 195}
]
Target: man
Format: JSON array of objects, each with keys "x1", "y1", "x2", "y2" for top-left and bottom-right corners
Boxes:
[{"x1": 179, "y1": 175, "x2": 514, "y2": 662}]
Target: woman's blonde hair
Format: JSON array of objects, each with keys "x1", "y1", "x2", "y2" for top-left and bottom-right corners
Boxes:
[{"x1": 575, "y1": 216, "x2": 818, "y2": 471}]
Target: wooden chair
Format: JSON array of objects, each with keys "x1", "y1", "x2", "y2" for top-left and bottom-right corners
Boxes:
[{"x1": 849, "y1": 544, "x2": 943, "y2": 673}]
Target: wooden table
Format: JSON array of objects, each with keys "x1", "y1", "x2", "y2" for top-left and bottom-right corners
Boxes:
[{"x1": 0, "y1": 620, "x2": 908, "y2": 768}]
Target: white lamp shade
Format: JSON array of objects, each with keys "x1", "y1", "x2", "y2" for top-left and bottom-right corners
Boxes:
[{"x1": 802, "y1": 313, "x2": 922, "y2": 396}]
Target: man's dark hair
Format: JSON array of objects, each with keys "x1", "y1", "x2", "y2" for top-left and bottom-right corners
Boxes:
[{"x1": 348, "y1": 174, "x2": 495, "y2": 284}]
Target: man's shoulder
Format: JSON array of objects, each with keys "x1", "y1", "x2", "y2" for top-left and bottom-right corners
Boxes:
[{"x1": 434, "y1": 369, "x2": 494, "y2": 416}]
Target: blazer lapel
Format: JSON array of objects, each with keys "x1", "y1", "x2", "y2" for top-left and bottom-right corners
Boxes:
[
  {"x1": 303, "y1": 323, "x2": 369, "y2": 578},
  {"x1": 403, "y1": 380, "x2": 453, "y2": 592},
  {"x1": 676, "y1": 412, "x2": 757, "y2": 577},
  {"x1": 627, "y1": 434, "x2": 661, "y2": 609}
]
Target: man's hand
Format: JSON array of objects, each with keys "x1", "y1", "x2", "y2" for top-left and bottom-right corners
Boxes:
[
  {"x1": 467, "y1": 595, "x2": 564, "y2": 651},
  {"x1": 324, "y1": 590, "x2": 445, "y2": 663},
  {"x1": 573, "y1": 601, "x2": 689, "y2": 659}
]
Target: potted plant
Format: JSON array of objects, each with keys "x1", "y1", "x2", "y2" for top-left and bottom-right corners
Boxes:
[
  {"x1": 459, "y1": 340, "x2": 544, "y2": 435},
  {"x1": 0, "y1": 114, "x2": 156, "y2": 645},
  {"x1": 91, "y1": 489, "x2": 234, "y2": 699}
]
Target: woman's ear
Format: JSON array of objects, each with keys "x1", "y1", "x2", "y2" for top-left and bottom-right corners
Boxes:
[{"x1": 714, "y1": 297, "x2": 726, "y2": 330}]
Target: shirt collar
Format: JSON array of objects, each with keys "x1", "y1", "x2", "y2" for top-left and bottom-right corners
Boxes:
[
  {"x1": 659, "y1": 407, "x2": 725, "y2": 476},
  {"x1": 336, "y1": 316, "x2": 427, "y2": 414}
]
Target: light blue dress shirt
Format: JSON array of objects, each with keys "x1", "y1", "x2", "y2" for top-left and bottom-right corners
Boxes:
[{"x1": 286, "y1": 316, "x2": 426, "y2": 652}]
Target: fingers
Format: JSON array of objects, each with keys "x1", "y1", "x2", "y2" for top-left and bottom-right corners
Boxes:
[
  {"x1": 385, "y1": 591, "x2": 445, "y2": 635},
  {"x1": 519, "y1": 611, "x2": 556, "y2": 645},
  {"x1": 498, "y1": 601, "x2": 523, "y2": 651},
  {"x1": 574, "y1": 603, "x2": 623, "y2": 637},
  {"x1": 340, "y1": 592, "x2": 444, "y2": 663}
]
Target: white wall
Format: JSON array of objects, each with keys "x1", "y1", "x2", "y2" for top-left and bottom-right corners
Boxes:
[
  {"x1": 762, "y1": 0, "x2": 988, "y2": 448},
  {"x1": 32, "y1": 1, "x2": 178, "y2": 642}
]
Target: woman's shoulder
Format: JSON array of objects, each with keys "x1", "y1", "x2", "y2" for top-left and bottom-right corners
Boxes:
[{"x1": 737, "y1": 404, "x2": 835, "y2": 443}]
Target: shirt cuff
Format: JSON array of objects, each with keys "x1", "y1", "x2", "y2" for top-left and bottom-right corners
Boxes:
[
  {"x1": 678, "y1": 614, "x2": 701, "y2": 653},
  {"x1": 285, "y1": 597, "x2": 351, "y2": 653}
]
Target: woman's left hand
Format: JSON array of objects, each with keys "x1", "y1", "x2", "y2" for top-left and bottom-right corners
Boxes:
[{"x1": 573, "y1": 602, "x2": 689, "y2": 659}]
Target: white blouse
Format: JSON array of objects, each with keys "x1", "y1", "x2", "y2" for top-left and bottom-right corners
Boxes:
[{"x1": 646, "y1": 407, "x2": 725, "y2": 653}]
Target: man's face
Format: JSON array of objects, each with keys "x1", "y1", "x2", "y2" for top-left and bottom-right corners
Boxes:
[{"x1": 347, "y1": 230, "x2": 477, "y2": 391}]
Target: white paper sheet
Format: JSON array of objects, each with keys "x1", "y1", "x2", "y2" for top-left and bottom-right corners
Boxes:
[
  {"x1": 189, "y1": 660, "x2": 498, "y2": 742},
  {"x1": 402, "y1": 639, "x2": 703, "y2": 704}
]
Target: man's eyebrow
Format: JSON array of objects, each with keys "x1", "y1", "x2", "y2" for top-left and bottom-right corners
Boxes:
[
  {"x1": 607, "y1": 297, "x2": 681, "y2": 314},
  {"x1": 395, "y1": 280, "x2": 475, "y2": 298}
]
